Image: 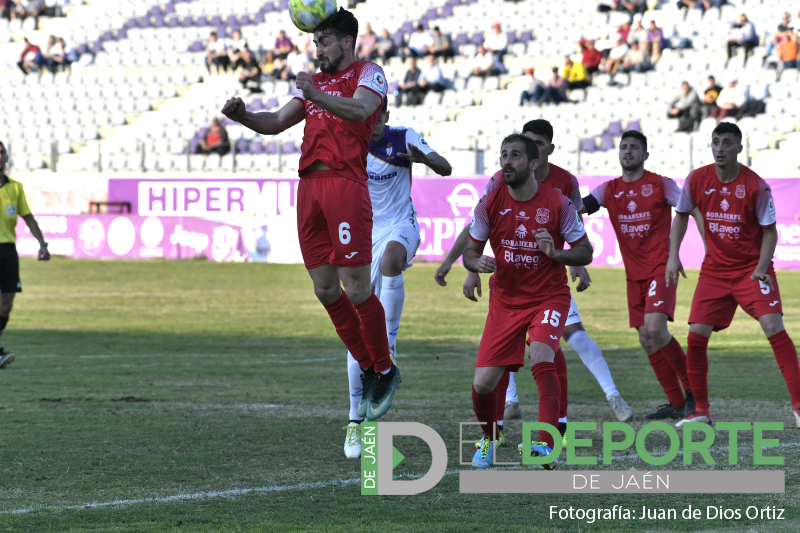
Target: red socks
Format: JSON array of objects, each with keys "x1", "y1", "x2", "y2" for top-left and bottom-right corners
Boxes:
[
  {"x1": 553, "y1": 348, "x2": 568, "y2": 419},
  {"x1": 648, "y1": 349, "x2": 685, "y2": 408},
  {"x1": 768, "y1": 330, "x2": 800, "y2": 405},
  {"x1": 495, "y1": 371, "x2": 510, "y2": 423},
  {"x1": 662, "y1": 336, "x2": 691, "y2": 393},
  {"x1": 354, "y1": 293, "x2": 393, "y2": 372},
  {"x1": 323, "y1": 292, "x2": 371, "y2": 369},
  {"x1": 686, "y1": 332, "x2": 710, "y2": 412},
  {"x1": 531, "y1": 362, "x2": 560, "y2": 449},
  {"x1": 472, "y1": 385, "x2": 498, "y2": 440}
]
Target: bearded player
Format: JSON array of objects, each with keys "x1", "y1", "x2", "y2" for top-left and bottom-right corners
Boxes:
[
  {"x1": 436, "y1": 120, "x2": 632, "y2": 436},
  {"x1": 668, "y1": 122, "x2": 800, "y2": 428},
  {"x1": 343, "y1": 99, "x2": 452, "y2": 458},
  {"x1": 467, "y1": 134, "x2": 593, "y2": 468},
  {"x1": 583, "y1": 130, "x2": 703, "y2": 419},
  {"x1": 221, "y1": 9, "x2": 400, "y2": 421}
]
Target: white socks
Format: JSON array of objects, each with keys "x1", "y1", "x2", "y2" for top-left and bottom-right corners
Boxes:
[
  {"x1": 505, "y1": 371, "x2": 519, "y2": 403},
  {"x1": 346, "y1": 352, "x2": 364, "y2": 421},
  {"x1": 380, "y1": 274, "x2": 405, "y2": 357},
  {"x1": 566, "y1": 329, "x2": 619, "y2": 399}
]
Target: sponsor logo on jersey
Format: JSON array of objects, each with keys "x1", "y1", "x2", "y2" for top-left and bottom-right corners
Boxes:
[
  {"x1": 503, "y1": 249, "x2": 540, "y2": 268},
  {"x1": 705, "y1": 212, "x2": 742, "y2": 221},
  {"x1": 641, "y1": 184, "x2": 653, "y2": 197},
  {"x1": 549, "y1": 335, "x2": 558, "y2": 340},
  {"x1": 626, "y1": 189, "x2": 637, "y2": 198},
  {"x1": 517, "y1": 211, "x2": 530, "y2": 221},
  {"x1": 769, "y1": 300, "x2": 780, "y2": 306},
  {"x1": 500, "y1": 239, "x2": 536, "y2": 250},
  {"x1": 653, "y1": 301, "x2": 664, "y2": 307},
  {"x1": 627, "y1": 201, "x2": 637, "y2": 213},
  {"x1": 516, "y1": 224, "x2": 528, "y2": 239},
  {"x1": 720, "y1": 187, "x2": 731, "y2": 196},
  {"x1": 345, "y1": 252, "x2": 359, "y2": 259},
  {"x1": 420, "y1": 138, "x2": 428, "y2": 146},
  {"x1": 614, "y1": 191, "x2": 625, "y2": 198},
  {"x1": 704, "y1": 189, "x2": 716, "y2": 195},
  {"x1": 735, "y1": 184, "x2": 746, "y2": 199},
  {"x1": 499, "y1": 209, "x2": 511, "y2": 215},
  {"x1": 368, "y1": 170, "x2": 398, "y2": 181},
  {"x1": 708, "y1": 222, "x2": 741, "y2": 238},
  {"x1": 6, "y1": 205, "x2": 16, "y2": 216},
  {"x1": 385, "y1": 142, "x2": 392, "y2": 156},
  {"x1": 535, "y1": 208, "x2": 549, "y2": 224},
  {"x1": 720, "y1": 199, "x2": 730, "y2": 212}
]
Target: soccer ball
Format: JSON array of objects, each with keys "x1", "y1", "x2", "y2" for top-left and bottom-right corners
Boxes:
[{"x1": 289, "y1": 0, "x2": 338, "y2": 33}]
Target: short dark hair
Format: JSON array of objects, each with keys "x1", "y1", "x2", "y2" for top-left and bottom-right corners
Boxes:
[
  {"x1": 712, "y1": 122, "x2": 743, "y2": 143},
  {"x1": 210, "y1": 31, "x2": 217, "y2": 37},
  {"x1": 501, "y1": 133, "x2": 539, "y2": 162},
  {"x1": 315, "y1": 8, "x2": 359, "y2": 51},
  {"x1": 521, "y1": 119, "x2": 554, "y2": 143},
  {"x1": 620, "y1": 130, "x2": 648, "y2": 151}
]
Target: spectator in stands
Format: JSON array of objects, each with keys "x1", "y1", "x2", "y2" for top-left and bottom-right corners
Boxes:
[
  {"x1": 701, "y1": 75, "x2": 723, "y2": 118},
  {"x1": 53, "y1": 37, "x2": 77, "y2": 72},
  {"x1": 356, "y1": 23, "x2": 379, "y2": 62},
  {"x1": 484, "y1": 22, "x2": 508, "y2": 63},
  {"x1": 1, "y1": 0, "x2": 10, "y2": 20},
  {"x1": 431, "y1": 26, "x2": 454, "y2": 62},
  {"x1": 617, "y1": 21, "x2": 631, "y2": 43},
  {"x1": 621, "y1": 40, "x2": 650, "y2": 73},
  {"x1": 677, "y1": 1, "x2": 727, "y2": 14},
  {"x1": 398, "y1": 57, "x2": 424, "y2": 106},
  {"x1": 472, "y1": 44, "x2": 502, "y2": 77},
  {"x1": 539, "y1": 67, "x2": 568, "y2": 104},
  {"x1": 776, "y1": 30, "x2": 798, "y2": 80},
  {"x1": 405, "y1": 24, "x2": 433, "y2": 59},
  {"x1": 40, "y1": 34, "x2": 59, "y2": 74},
  {"x1": 196, "y1": 118, "x2": 230, "y2": 156},
  {"x1": 579, "y1": 39, "x2": 603, "y2": 75},
  {"x1": 711, "y1": 77, "x2": 746, "y2": 120},
  {"x1": 627, "y1": 14, "x2": 648, "y2": 45},
  {"x1": 764, "y1": 12, "x2": 793, "y2": 66},
  {"x1": 16, "y1": 37, "x2": 39, "y2": 74},
  {"x1": 274, "y1": 30, "x2": 293, "y2": 59},
  {"x1": 237, "y1": 47, "x2": 262, "y2": 91},
  {"x1": 11, "y1": 0, "x2": 43, "y2": 28},
  {"x1": 519, "y1": 68, "x2": 544, "y2": 105},
  {"x1": 725, "y1": 14, "x2": 758, "y2": 67},
  {"x1": 261, "y1": 50, "x2": 284, "y2": 80},
  {"x1": 283, "y1": 44, "x2": 310, "y2": 81},
  {"x1": 227, "y1": 30, "x2": 248, "y2": 70},
  {"x1": 668, "y1": 81, "x2": 701, "y2": 132},
  {"x1": 376, "y1": 28, "x2": 396, "y2": 64},
  {"x1": 646, "y1": 20, "x2": 666, "y2": 62},
  {"x1": 613, "y1": 0, "x2": 646, "y2": 15},
  {"x1": 205, "y1": 32, "x2": 230, "y2": 74},
  {"x1": 419, "y1": 55, "x2": 447, "y2": 95},
  {"x1": 605, "y1": 38, "x2": 629, "y2": 75},
  {"x1": 563, "y1": 56, "x2": 590, "y2": 89}
]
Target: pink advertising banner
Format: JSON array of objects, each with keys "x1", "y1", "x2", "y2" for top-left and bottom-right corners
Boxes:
[
  {"x1": 106, "y1": 176, "x2": 800, "y2": 269},
  {"x1": 16, "y1": 215, "x2": 247, "y2": 262}
]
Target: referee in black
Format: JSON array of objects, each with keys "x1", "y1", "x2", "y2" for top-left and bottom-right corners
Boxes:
[{"x1": 0, "y1": 141, "x2": 50, "y2": 369}]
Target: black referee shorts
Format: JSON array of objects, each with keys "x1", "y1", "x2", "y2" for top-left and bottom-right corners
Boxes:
[{"x1": 0, "y1": 243, "x2": 22, "y2": 294}]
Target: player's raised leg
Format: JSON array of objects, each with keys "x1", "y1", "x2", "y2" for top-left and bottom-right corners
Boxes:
[{"x1": 759, "y1": 312, "x2": 800, "y2": 428}]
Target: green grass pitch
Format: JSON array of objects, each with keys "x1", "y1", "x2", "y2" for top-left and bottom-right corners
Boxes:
[{"x1": 0, "y1": 258, "x2": 799, "y2": 532}]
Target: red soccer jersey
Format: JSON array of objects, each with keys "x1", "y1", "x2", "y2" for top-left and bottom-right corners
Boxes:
[
  {"x1": 591, "y1": 170, "x2": 681, "y2": 281},
  {"x1": 676, "y1": 164, "x2": 776, "y2": 274},
  {"x1": 293, "y1": 61, "x2": 388, "y2": 182},
  {"x1": 469, "y1": 182, "x2": 587, "y2": 308},
  {"x1": 488, "y1": 163, "x2": 584, "y2": 213}
]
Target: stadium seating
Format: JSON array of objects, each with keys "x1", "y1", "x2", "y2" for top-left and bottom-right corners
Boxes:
[{"x1": 0, "y1": 0, "x2": 798, "y2": 175}]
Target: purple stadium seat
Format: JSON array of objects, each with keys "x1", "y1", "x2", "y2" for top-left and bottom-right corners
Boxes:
[
  {"x1": 236, "y1": 140, "x2": 249, "y2": 154},
  {"x1": 196, "y1": 15, "x2": 207, "y2": 26},
  {"x1": 253, "y1": 12, "x2": 265, "y2": 23},
  {"x1": 598, "y1": 135, "x2": 615, "y2": 151},
  {"x1": 262, "y1": 3, "x2": 274, "y2": 12},
  {"x1": 506, "y1": 31, "x2": 516, "y2": 45},
  {"x1": 181, "y1": 16, "x2": 194, "y2": 27},
  {"x1": 441, "y1": 6, "x2": 453, "y2": 17},
  {"x1": 101, "y1": 30, "x2": 114, "y2": 41},
  {"x1": 283, "y1": 141, "x2": 297, "y2": 154},
  {"x1": 394, "y1": 32, "x2": 406, "y2": 47},
  {"x1": 189, "y1": 40, "x2": 204, "y2": 53},
  {"x1": 167, "y1": 16, "x2": 180, "y2": 28},
  {"x1": 277, "y1": 0, "x2": 289, "y2": 9},
  {"x1": 189, "y1": 140, "x2": 199, "y2": 154},
  {"x1": 116, "y1": 28, "x2": 127, "y2": 39},
  {"x1": 163, "y1": 3, "x2": 175, "y2": 14},
  {"x1": 606, "y1": 121, "x2": 623, "y2": 136},
  {"x1": 470, "y1": 32, "x2": 483, "y2": 45},
  {"x1": 138, "y1": 16, "x2": 151, "y2": 28},
  {"x1": 388, "y1": 81, "x2": 399, "y2": 93},
  {"x1": 210, "y1": 15, "x2": 222, "y2": 26},
  {"x1": 153, "y1": 16, "x2": 165, "y2": 28},
  {"x1": 402, "y1": 21, "x2": 414, "y2": 34},
  {"x1": 425, "y1": 8, "x2": 437, "y2": 19},
  {"x1": 626, "y1": 121, "x2": 641, "y2": 131},
  {"x1": 225, "y1": 15, "x2": 237, "y2": 27},
  {"x1": 519, "y1": 30, "x2": 533, "y2": 42},
  {"x1": 250, "y1": 140, "x2": 265, "y2": 154},
  {"x1": 265, "y1": 141, "x2": 278, "y2": 155},
  {"x1": 266, "y1": 97, "x2": 279, "y2": 109},
  {"x1": 454, "y1": 33, "x2": 468, "y2": 46},
  {"x1": 250, "y1": 98, "x2": 263, "y2": 110},
  {"x1": 149, "y1": 6, "x2": 161, "y2": 16},
  {"x1": 580, "y1": 138, "x2": 596, "y2": 153},
  {"x1": 91, "y1": 41, "x2": 103, "y2": 54}
]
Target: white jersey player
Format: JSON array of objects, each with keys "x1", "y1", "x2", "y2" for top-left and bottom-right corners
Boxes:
[{"x1": 344, "y1": 100, "x2": 452, "y2": 458}]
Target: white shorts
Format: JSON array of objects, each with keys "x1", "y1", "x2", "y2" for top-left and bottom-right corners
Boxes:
[
  {"x1": 370, "y1": 223, "x2": 421, "y2": 297},
  {"x1": 565, "y1": 293, "x2": 582, "y2": 327}
]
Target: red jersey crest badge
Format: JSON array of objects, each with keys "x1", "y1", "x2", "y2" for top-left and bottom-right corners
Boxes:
[
  {"x1": 641, "y1": 184, "x2": 653, "y2": 197},
  {"x1": 535, "y1": 208, "x2": 550, "y2": 224},
  {"x1": 735, "y1": 184, "x2": 746, "y2": 199}
]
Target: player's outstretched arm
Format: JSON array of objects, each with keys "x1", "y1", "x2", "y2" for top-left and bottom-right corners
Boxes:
[
  {"x1": 463, "y1": 239, "x2": 496, "y2": 274},
  {"x1": 690, "y1": 207, "x2": 706, "y2": 252},
  {"x1": 296, "y1": 72, "x2": 382, "y2": 123},
  {"x1": 22, "y1": 214, "x2": 50, "y2": 261},
  {"x1": 751, "y1": 225, "x2": 778, "y2": 289},
  {"x1": 435, "y1": 224, "x2": 471, "y2": 286},
  {"x1": 397, "y1": 145, "x2": 452, "y2": 176},
  {"x1": 666, "y1": 212, "x2": 689, "y2": 287},
  {"x1": 221, "y1": 97, "x2": 304, "y2": 136},
  {"x1": 535, "y1": 230, "x2": 593, "y2": 266}
]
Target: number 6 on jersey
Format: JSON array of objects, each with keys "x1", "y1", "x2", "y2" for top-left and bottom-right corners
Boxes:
[{"x1": 338, "y1": 222, "x2": 351, "y2": 245}]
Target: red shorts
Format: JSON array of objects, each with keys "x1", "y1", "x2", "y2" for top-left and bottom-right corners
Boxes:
[
  {"x1": 476, "y1": 294, "x2": 570, "y2": 371},
  {"x1": 688, "y1": 266, "x2": 783, "y2": 331},
  {"x1": 626, "y1": 274, "x2": 677, "y2": 328},
  {"x1": 297, "y1": 173, "x2": 373, "y2": 270}
]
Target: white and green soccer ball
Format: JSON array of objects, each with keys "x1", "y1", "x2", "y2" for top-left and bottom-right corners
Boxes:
[{"x1": 289, "y1": 0, "x2": 338, "y2": 33}]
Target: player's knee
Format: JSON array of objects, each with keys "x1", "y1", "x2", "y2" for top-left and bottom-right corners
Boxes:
[
  {"x1": 647, "y1": 324, "x2": 671, "y2": 346},
  {"x1": 760, "y1": 316, "x2": 785, "y2": 338},
  {"x1": 472, "y1": 379, "x2": 494, "y2": 395},
  {"x1": 312, "y1": 283, "x2": 340, "y2": 305},
  {"x1": 381, "y1": 259, "x2": 404, "y2": 278}
]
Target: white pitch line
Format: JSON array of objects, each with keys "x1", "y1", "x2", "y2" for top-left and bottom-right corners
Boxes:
[{"x1": 4, "y1": 440, "x2": 798, "y2": 516}]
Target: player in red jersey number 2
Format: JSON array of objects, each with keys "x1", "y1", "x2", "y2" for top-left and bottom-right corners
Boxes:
[
  {"x1": 221, "y1": 9, "x2": 400, "y2": 421},
  {"x1": 466, "y1": 134, "x2": 594, "y2": 468},
  {"x1": 667, "y1": 122, "x2": 800, "y2": 429}
]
